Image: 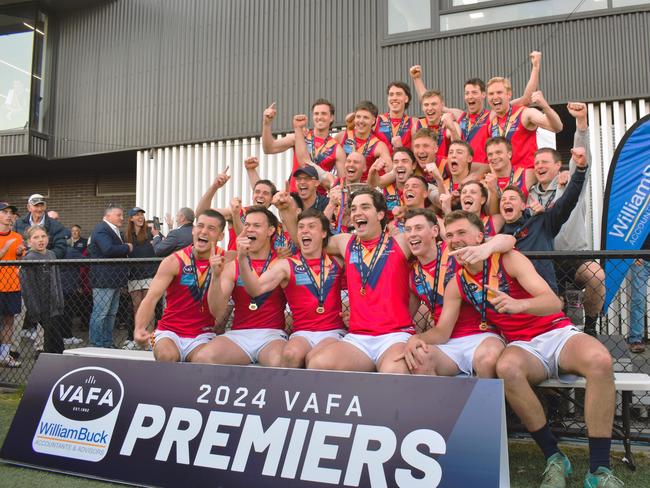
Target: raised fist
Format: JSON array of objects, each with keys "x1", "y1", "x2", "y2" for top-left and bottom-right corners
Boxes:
[
  {"x1": 263, "y1": 102, "x2": 277, "y2": 124},
  {"x1": 244, "y1": 156, "x2": 259, "y2": 170},
  {"x1": 529, "y1": 51, "x2": 542, "y2": 68},
  {"x1": 293, "y1": 114, "x2": 308, "y2": 130},
  {"x1": 409, "y1": 65, "x2": 422, "y2": 80}
]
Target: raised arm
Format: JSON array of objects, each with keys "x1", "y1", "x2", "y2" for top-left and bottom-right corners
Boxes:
[
  {"x1": 244, "y1": 156, "x2": 261, "y2": 190},
  {"x1": 273, "y1": 190, "x2": 299, "y2": 244},
  {"x1": 449, "y1": 233, "x2": 516, "y2": 265},
  {"x1": 409, "y1": 65, "x2": 427, "y2": 100},
  {"x1": 207, "y1": 260, "x2": 236, "y2": 323},
  {"x1": 523, "y1": 90, "x2": 563, "y2": 133},
  {"x1": 261, "y1": 102, "x2": 296, "y2": 154},
  {"x1": 134, "y1": 255, "x2": 177, "y2": 346},
  {"x1": 195, "y1": 168, "x2": 231, "y2": 217},
  {"x1": 511, "y1": 51, "x2": 541, "y2": 107},
  {"x1": 293, "y1": 114, "x2": 310, "y2": 167}
]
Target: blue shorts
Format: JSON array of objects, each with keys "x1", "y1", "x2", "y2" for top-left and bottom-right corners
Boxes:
[{"x1": 0, "y1": 291, "x2": 21, "y2": 316}]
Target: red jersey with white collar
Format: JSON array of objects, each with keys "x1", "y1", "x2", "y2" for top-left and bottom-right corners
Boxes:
[
  {"x1": 157, "y1": 245, "x2": 220, "y2": 338},
  {"x1": 459, "y1": 109, "x2": 490, "y2": 164},
  {"x1": 284, "y1": 253, "x2": 344, "y2": 332},
  {"x1": 232, "y1": 254, "x2": 286, "y2": 330},
  {"x1": 409, "y1": 241, "x2": 489, "y2": 338},
  {"x1": 345, "y1": 233, "x2": 414, "y2": 335},
  {"x1": 456, "y1": 252, "x2": 572, "y2": 342},
  {"x1": 488, "y1": 105, "x2": 537, "y2": 170}
]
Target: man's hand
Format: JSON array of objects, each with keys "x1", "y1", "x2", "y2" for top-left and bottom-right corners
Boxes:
[
  {"x1": 293, "y1": 114, "x2": 308, "y2": 130},
  {"x1": 391, "y1": 135, "x2": 403, "y2": 149},
  {"x1": 209, "y1": 243, "x2": 226, "y2": 276},
  {"x1": 369, "y1": 158, "x2": 388, "y2": 176},
  {"x1": 484, "y1": 172, "x2": 499, "y2": 193},
  {"x1": 275, "y1": 246, "x2": 292, "y2": 259},
  {"x1": 531, "y1": 90, "x2": 549, "y2": 109},
  {"x1": 424, "y1": 162, "x2": 443, "y2": 181},
  {"x1": 571, "y1": 147, "x2": 588, "y2": 169},
  {"x1": 263, "y1": 102, "x2": 277, "y2": 124},
  {"x1": 126, "y1": 243, "x2": 134, "y2": 253},
  {"x1": 409, "y1": 65, "x2": 422, "y2": 80},
  {"x1": 402, "y1": 334, "x2": 429, "y2": 372},
  {"x1": 557, "y1": 170, "x2": 570, "y2": 187},
  {"x1": 449, "y1": 245, "x2": 494, "y2": 265},
  {"x1": 230, "y1": 197, "x2": 242, "y2": 217},
  {"x1": 244, "y1": 156, "x2": 259, "y2": 170},
  {"x1": 212, "y1": 166, "x2": 230, "y2": 189},
  {"x1": 272, "y1": 190, "x2": 293, "y2": 211},
  {"x1": 439, "y1": 192, "x2": 452, "y2": 214},
  {"x1": 134, "y1": 328, "x2": 152, "y2": 348},
  {"x1": 15, "y1": 243, "x2": 25, "y2": 257},
  {"x1": 328, "y1": 186, "x2": 342, "y2": 206},
  {"x1": 530, "y1": 50, "x2": 542, "y2": 68},
  {"x1": 235, "y1": 230, "x2": 252, "y2": 259},
  {"x1": 528, "y1": 200, "x2": 545, "y2": 215},
  {"x1": 441, "y1": 112, "x2": 455, "y2": 129},
  {"x1": 567, "y1": 102, "x2": 588, "y2": 130},
  {"x1": 488, "y1": 287, "x2": 527, "y2": 314}
]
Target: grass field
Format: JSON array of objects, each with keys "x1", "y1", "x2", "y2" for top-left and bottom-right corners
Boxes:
[{"x1": 1, "y1": 391, "x2": 648, "y2": 487}]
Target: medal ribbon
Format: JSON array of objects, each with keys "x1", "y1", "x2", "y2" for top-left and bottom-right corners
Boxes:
[
  {"x1": 308, "y1": 132, "x2": 335, "y2": 163},
  {"x1": 298, "y1": 253, "x2": 331, "y2": 310},
  {"x1": 248, "y1": 251, "x2": 273, "y2": 309},
  {"x1": 356, "y1": 231, "x2": 387, "y2": 293},
  {"x1": 415, "y1": 244, "x2": 444, "y2": 309},
  {"x1": 460, "y1": 110, "x2": 489, "y2": 142},
  {"x1": 459, "y1": 254, "x2": 501, "y2": 328},
  {"x1": 490, "y1": 106, "x2": 524, "y2": 140},
  {"x1": 190, "y1": 246, "x2": 218, "y2": 306}
]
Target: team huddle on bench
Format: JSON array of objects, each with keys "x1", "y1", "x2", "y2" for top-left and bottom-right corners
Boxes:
[{"x1": 133, "y1": 64, "x2": 621, "y2": 486}]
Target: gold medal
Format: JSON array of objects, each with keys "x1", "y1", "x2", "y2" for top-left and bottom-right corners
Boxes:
[
  {"x1": 479, "y1": 321, "x2": 488, "y2": 331},
  {"x1": 316, "y1": 306, "x2": 325, "y2": 314},
  {"x1": 248, "y1": 302, "x2": 258, "y2": 311},
  {"x1": 359, "y1": 287, "x2": 366, "y2": 296}
]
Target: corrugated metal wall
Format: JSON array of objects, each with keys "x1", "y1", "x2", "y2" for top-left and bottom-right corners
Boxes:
[{"x1": 51, "y1": 0, "x2": 650, "y2": 159}]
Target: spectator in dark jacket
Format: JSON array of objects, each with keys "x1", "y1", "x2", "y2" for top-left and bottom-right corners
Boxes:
[
  {"x1": 88, "y1": 205, "x2": 132, "y2": 348},
  {"x1": 124, "y1": 207, "x2": 158, "y2": 348},
  {"x1": 152, "y1": 207, "x2": 194, "y2": 256},
  {"x1": 14, "y1": 194, "x2": 67, "y2": 259}
]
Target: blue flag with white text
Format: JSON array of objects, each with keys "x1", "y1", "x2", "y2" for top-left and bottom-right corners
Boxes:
[{"x1": 601, "y1": 114, "x2": 650, "y2": 309}]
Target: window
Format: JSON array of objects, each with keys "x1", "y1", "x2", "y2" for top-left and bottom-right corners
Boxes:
[
  {"x1": 0, "y1": 6, "x2": 48, "y2": 133},
  {"x1": 383, "y1": 0, "x2": 649, "y2": 43}
]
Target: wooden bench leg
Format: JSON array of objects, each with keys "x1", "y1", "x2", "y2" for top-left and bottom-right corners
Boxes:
[{"x1": 621, "y1": 391, "x2": 636, "y2": 471}]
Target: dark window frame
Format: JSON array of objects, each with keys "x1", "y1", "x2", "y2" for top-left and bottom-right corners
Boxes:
[{"x1": 381, "y1": 0, "x2": 650, "y2": 46}]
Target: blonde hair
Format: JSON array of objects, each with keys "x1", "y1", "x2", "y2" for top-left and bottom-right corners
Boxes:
[
  {"x1": 25, "y1": 224, "x2": 47, "y2": 240},
  {"x1": 486, "y1": 77, "x2": 512, "y2": 92}
]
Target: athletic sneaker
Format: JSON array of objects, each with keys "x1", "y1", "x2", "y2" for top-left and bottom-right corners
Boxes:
[
  {"x1": 540, "y1": 452, "x2": 572, "y2": 488},
  {"x1": 20, "y1": 328, "x2": 38, "y2": 340},
  {"x1": 583, "y1": 467, "x2": 624, "y2": 487},
  {"x1": 122, "y1": 340, "x2": 138, "y2": 350},
  {"x1": 63, "y1": 337, "x2": 84, "y2": 346},
  {"x1": 0, "y1": 356, "x2": 21, "y2": 368}
]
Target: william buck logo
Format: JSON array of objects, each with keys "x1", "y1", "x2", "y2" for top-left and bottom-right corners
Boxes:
[{"x1": 32, "y1": 367, "x2": 124, "y2": 462}]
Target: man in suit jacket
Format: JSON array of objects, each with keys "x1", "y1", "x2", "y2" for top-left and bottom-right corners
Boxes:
[
  {"x1": 88, "y1": 205, "x2": 133, "y2": 348},
  {"x1": 152, "y1": 207, "x2": 194, "y2": 257}
]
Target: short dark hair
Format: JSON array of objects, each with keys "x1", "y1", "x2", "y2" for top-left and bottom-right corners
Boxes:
[
  {"x1": 464, "y1": 78, "x2": 486, "y2": 92},
  {"x1": 311, "y1": 98, "x2": 335, "y2": 116},
  {"x1": 354, "y1": 100, "x2": 379, "y2": 118},
  {"x1": 198, "y1": 209, "x2": 226, "y2": 232},
  {"x1": 449, "y1": 140, "x2": 475, "y2": 158},
  {"x1": 406, "y1": 174, "x2": 429, "y2": 190},
  {"x1": 297, "y1": 208, "x2": 331, "y2": 248},
  {"x1": 254, "y1": 179, "x2": 278, "y2": 195},
  {"x1": 245, "y1": 205, "x2": 279, "y2": 230},
  {"x1": 71, "y1": 224, "x2": 82, "y2": 230},
  {"x1": 501, "y1": 185, "x2": 526, "y2": 201},
  {"x1": 444, "y1": 210, "x2": 485, "y2": 234},
  {"x1": 349, "y1": 188, "x2": 388, "y2": 229},
  {"x1": 534, "y1": 147, "x2": 562, "y2": 162},
  {"x1": 404, "y1": 207, "x2": 438, "y2": 227},
  {"x1": 386, "y1": 81, "x2": 412, "y2": 110},
  {"x1": 393, "y1": 147, "x2": 416, "y2": 164},
  {"x1": 485, "y1": 136, "x2": 512, "y2": 153}
]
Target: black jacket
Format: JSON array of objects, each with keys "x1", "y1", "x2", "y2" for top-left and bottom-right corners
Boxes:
[{"x1": 15, "y1": 213, "x2": 68, "y2": 259}]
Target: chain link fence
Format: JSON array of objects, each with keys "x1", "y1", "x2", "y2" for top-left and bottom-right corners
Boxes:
[{"x1": 1, "y1": 251, "x2": 649, "y2": 444}]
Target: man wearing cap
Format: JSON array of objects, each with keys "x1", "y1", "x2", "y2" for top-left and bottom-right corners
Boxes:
[
  {"x1": 0, "y1": 202, "x2": 24, "y2": 367},
  {"x1": 14, "y1": 194, "x2": 67, "y2": 259},
  {"x1": 293, "y1": 166, "x2": 330, "y2": 212},
  {"x1": 88, "y1": 205, "x2": 133, "y2": 348},
  {"x1": 152, "y1": 207, "x2": 195, "y2": 257}
]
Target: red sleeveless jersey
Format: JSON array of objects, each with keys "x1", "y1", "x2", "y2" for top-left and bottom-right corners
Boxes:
[
  {"x1": 284, "y1": 254, "x2": 345, "y2": 332},
  {"x1": 488, "y1": 105, "x2": 537, "y2": 170},
  {"x1": 375, "y1": 113, "x2": 417, "y2": 151},
  {"x1": 496, "y1": 167, "x2": 528, "y2": 198},
  {"x1": 409, "y1": 242, "x2": 488, "y2": 339},
  {"x1": 345, "y1": 233, "x2": 414, "y2": 335},
  {"x1": 459, "y1": 109, "x2": 490, "y2": 164},
  {"x1": 231, "y1": 255, "x2": 287, "y2": 330},
  {"x1": 456, "y1": 252, "x2": 572, "y2": 342},
  {"x1": 481, "y1": 214, "x2": 498, "y2": 238},
  {"x1": 383, "y1": 184, "x2": 404, "y2": 221},
  {"x1": 157, "y1": 245, "x2": 219, "y2": 338},
  {"x1": 227, "y1": 208, "x2": 294, "y2": 253},
  {"x1": 289, "y1": 131, "x2": 340, "y2": 192}
]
